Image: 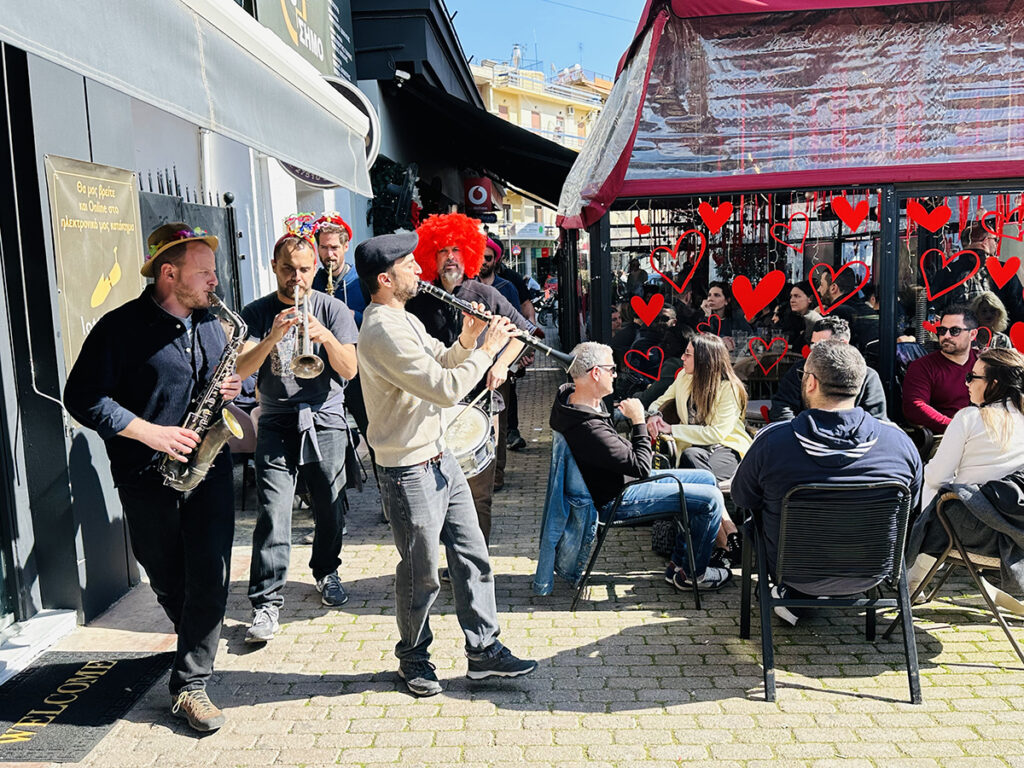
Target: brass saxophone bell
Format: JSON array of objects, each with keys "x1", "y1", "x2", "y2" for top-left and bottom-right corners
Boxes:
[{"x1": 291, "y1": 285, "x2": 325, "y2": 379}]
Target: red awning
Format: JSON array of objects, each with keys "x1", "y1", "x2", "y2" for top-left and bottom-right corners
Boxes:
[{"x1": 560, "y1": 0, "x2": 1024, "y2": 229}]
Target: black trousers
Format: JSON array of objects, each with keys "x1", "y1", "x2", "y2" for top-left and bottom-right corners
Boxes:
[
  {"x1": 117, "y1": 452, "x2": 234, "y2": 696},
  {"x1": 678, "y1": 444, "x2": 741, "y2": 483}
]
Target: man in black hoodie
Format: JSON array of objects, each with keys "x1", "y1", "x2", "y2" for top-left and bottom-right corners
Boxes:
[
  {"x1": 550, "y1": 341, "x2": 730, "y2": 591},
  {"x1": 732, "y1": 340, "x2": 922, "y2": 624}
]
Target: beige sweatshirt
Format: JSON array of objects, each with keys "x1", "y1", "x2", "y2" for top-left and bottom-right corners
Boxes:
[{"x1": 358, "y1": 302, "x2": 494, "y2": 467}]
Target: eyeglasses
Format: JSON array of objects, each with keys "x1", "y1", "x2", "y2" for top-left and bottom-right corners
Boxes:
[
  {"x1": 936, "y1": 326, "x2": 969, "y2": 337},
  {"x1": 590, "y1": 364, "x2": 616, "y2": 374},
  {"x1": 965, "y1": 372, "x2": 988, "y2": 383}
]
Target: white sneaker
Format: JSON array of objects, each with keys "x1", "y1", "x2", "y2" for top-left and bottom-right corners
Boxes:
[{"x1": 771, "y1": 585, "x2": 801, "y2": 626}]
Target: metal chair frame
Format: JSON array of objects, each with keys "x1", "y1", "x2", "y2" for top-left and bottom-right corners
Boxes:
[
  {"x1": 883, "y1": 491, "x2": 1024, "y2": 664},
  {"x1": 739, "y1": 481, "x2": 921, "y2": 704}
]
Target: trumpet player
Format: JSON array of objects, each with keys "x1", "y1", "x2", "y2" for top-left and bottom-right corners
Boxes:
[
  {"x1": 63, "y1": 223, "x2": 242, "y2": 733},
  {"x1": 235, "y1": 214, "x2": 358, "y2": 645}
]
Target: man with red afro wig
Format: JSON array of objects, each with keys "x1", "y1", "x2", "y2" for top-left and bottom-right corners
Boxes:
[{"x1": 407, "y1": 213, "x2": 535, "y2": 564}]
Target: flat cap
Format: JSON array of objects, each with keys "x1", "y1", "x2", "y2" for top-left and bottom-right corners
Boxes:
[{"x1": 355, "y1": 232, "x2": 418, "y2": 286}]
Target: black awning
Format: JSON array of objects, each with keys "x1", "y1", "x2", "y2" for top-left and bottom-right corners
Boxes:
[{"x1": 389, "y1": 79, "x2": 577, "y2": 207}]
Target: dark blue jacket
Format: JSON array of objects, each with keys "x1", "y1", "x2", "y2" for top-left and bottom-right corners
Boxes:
[
  {"x1": 64, "y1": 286, "x2": 228, "y2": 485},
  {"x1": 731, "y1": 407, "x2": 922, "y2": 592},
  {"x1": 312, "y1": 265, "x2": 367, "y2": 326}
]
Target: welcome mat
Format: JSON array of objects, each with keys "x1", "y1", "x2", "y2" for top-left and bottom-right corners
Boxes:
[{"x1": 0, "y1": 650, "x2": 173, "y2": 763}]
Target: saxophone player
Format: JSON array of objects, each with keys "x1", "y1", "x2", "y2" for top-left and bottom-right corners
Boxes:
[
  {"x1": 64, "y1": 223, "x2": 243, "y2": 733},
  {"x1": 235, "y1": 215, "x2": 358, "y2": 645}
]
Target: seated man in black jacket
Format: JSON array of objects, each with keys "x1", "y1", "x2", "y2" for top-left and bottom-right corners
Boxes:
[
  {"x1": 551, "y1": 342, "x2": 730, "y2": 591},
  {"x1": 769, "y1": 316, "x2": 887, "y2": 422}
]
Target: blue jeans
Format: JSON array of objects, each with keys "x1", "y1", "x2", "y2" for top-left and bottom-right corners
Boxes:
[
  {"x1": 612, "y1": 469, "x2": 723, "y2": 577},
  {"x1": 378, "y1": 451, "x2": 502, "y2": 663},
  {"x1": 249, "y1": 424, "x2": 347, "y2": 608}
]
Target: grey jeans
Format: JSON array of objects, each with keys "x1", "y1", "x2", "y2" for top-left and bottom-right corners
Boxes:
[
  {"x1": 378, "y1": 450, "x2": 502, "y2": 663},
  {"x1": 249, "y1": 423, "x2": 347, "y2": 608}
]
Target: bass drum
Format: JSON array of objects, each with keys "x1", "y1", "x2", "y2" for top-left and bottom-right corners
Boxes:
[{"x1": 442, "y1": 404, "x2": 495, "y2": 479}]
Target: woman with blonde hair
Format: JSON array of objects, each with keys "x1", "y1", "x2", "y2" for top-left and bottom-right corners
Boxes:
[
  {"x1": 906, "y1": 348, "x2": 1024, "y2": 612},
  {"x1": 646, "y1": 333, "x2": 752, "y2": 570},
  {"x1": 969, "y1": 291, "x2": 1013, "y2": 349}
]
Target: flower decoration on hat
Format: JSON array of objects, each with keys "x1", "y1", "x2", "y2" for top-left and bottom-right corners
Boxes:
[
  {"x1": 276, "y1": 212, "x2": 318, "y2": 250},
  {"x1": 142, "y1": 222, "x2": 219, "y2": 277},
  {"x1": 314, "y1": 211, "x2": 353, "y2": 241},
  {"x1": 414, "y1": 213, "x2": 486, "y2": 281}
]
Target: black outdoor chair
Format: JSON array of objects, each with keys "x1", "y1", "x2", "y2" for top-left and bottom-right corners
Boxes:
[
  {"x1": 571, "y1": 473, "x2": 701, "y2": 612},
  {"x1": 882, "y1": 492, "x2": 1024, "y2": 664},
  {"x1": 739, "y1": 481, "x2": 921, "y2": 704}
]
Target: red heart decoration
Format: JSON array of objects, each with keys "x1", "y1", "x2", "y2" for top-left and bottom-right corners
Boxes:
[
  {"x1": 696, "y1": 314, "x2": 722, "y2": 336},
  {"x1": 922, "y1": 320, "x2": 938, "y2": 335},
  {"x1": 907, "y1": 200, "x2": 951, "y2": 233},
  {"x1": 769, "y1": 211, "x2": 809, "y2": 254},
  {"x1": 732, "y1": 270, "x2": 786, "y2": 322},
  {"x1": 986, "y1": 256, "x2": 1022, "y2": 289},
  {"x1": 801, "y1": 344, "x2": 811, "y2": 358},
  {"x1": 809, "y1": 261, "x2": 871, "y2": 315},
  {"x1": 919, "y1": 249, "x2": 981, "y2": 301},
  {"x1": 974, "y1": 326, "x2": 993, "y2": 351},
  {"x1": 980, "y1": 206, "x2": 1024, "y2": 242},
  {"x1": 759, "y1": 405, "x2": 771, "y2": 423},
  {"x1": 748, "y1": 337, "x2": 789, "y2": 375},
  {"x1": 624, "y1": 346, "x2": 664, "y2": 381},
  {"x1": 1010, "y1": 322, "x2": 1024, "y2": 354},
  {"x1": 630, "y1": 293, "x2": 664, "y2": 327},
  {"x1": 697, "y1": 201, "x2": 734, "y2": 235},
  {"x1": 649, "y1": 230, "x2": 706, "y2": 295},
  {"x1": 831, "y1": 196, "x2": 870, "y2": 233},
  {"x1": 634, "y1": 215, "x2": 651, "y2": 236}
]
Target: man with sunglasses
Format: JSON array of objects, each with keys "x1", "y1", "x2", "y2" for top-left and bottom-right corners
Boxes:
[{"x1": 902, "y1": 304, "x2": 979, "y2": 434}]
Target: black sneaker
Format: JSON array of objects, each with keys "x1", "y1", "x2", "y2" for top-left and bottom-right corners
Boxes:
[
  {"x1": 726, "y1": 531, "x2": 742, "y2": 566},
  {"x1": 316, "y1": 571, "x2": 349, "y2": 607},
  {"x1": 245, "y1": 604, "x2": 280, "y2": 644},
  {"x1": 398, "y1": 661, "x2": 443, "y2": 697},
  {"x1": 708, "y1": 547, "x2": 730, "y2": 570},
  {"x1": 672, "y1": 566, "x2": 732, "y2": 592},
  {"x1": 664, "y1": 561, "x2": 681, "y2": 584},
  {"x1": 507, "y1": 429, "x2": 527, "y2": 451},
  {"x1": 171, "y1": 688, "x2": 225, "y2": 732},
  {"x1": 466, "y1": 646, "x2": 538, "y2": 680}
]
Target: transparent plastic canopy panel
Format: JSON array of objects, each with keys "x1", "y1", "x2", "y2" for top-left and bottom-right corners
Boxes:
[{"x1": 627, "y1": 1, "x2": 1024, "y2": 185}]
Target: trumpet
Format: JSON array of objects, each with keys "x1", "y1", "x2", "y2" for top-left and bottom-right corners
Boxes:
[
  {"x1": 291, "y1": 285, "x2": 325, "y2": 379},
  {"x1": 416, "y1": 280, "x2": 575, "y2": 371}
]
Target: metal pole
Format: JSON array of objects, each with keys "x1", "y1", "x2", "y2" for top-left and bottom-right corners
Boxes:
[
  {"x1": 588, "y1": 214, "x2": 612, "y2": 343},
  {"x1": 879, "y1": 185, "x2": 899, "y2": 418}
]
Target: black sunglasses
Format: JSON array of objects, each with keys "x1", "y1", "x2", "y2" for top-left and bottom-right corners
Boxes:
[
  {"x1": 936, "y1": 326, "x2": 969, "y2": 337},
  {"x1": 965, "y1": 372, "x2": 988, "y2": 383}
]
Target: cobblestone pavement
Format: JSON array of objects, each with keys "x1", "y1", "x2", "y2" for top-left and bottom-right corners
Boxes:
[{"x1": 16, "y1": 369, "x2": 1024, "y2": 767}]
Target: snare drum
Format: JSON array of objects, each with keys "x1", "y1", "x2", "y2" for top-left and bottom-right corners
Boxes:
[{"x1": 442, "y1": 404, "x2": 496, "y2": 478}]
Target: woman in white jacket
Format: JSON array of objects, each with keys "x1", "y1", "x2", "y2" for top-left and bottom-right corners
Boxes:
[{"x1": 910, "y1": 348, "x2": 1024, "y2": 613}]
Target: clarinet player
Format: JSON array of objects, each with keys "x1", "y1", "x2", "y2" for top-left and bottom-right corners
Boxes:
[{"x1": 64, "y1": 223, "x2": 242, "y2": 733}]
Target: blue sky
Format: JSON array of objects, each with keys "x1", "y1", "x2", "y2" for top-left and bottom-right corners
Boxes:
[{"x1": 446, "y1": 0, "x2": 649, "y2": 80}]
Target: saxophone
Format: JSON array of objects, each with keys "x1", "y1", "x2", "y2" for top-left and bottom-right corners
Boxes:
[{"x1": 159, "y1": 292, "x2": 248, "y2": 493}]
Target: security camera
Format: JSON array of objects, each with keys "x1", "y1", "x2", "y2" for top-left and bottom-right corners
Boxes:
[{"x1": 394, "y1": 69, "x2": 411, "y2": 87}]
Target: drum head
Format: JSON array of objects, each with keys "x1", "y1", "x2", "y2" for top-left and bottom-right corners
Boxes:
[{"x1": 443, "y1": 406, "x2": 489, "y2": 452}]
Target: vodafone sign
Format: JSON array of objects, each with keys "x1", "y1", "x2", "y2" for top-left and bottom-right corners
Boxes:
[{"x1": 464, "y1": 178, "x2": 499, "y2": 213}]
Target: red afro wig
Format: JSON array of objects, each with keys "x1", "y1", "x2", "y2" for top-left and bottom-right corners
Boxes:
[{"x1": 414, "y1": 213, "x2": 486, "y2": 281}]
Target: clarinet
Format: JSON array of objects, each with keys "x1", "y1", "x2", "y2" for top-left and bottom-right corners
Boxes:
[
  {"x1": 416, "y1": 280, "x2": 575, "y2": 371},
  {"x1": 158, "y1": 293, "x2": 248, "y2": 493}
]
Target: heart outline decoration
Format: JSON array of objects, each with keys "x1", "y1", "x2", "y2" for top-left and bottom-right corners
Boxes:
[
  {"x1": 624, "y1": 346, "x2": 664, "y2": 381},
  {"x1": 748, "y1": 337, "x2": 789, "y2": 375},
  {"x1": 630, "y1": 293, "x2": 664, "y2": 327},
  {"x1": 1010, "y1": 322, "x2": 1024, "y2": 355},
  {"x1": 922, "y1": 320, "x2": 938, "y2": 335},
  {"x1": 732, "y1": 270, "x2": 786, "y2": 322},
  {"x1": 808, "y1": 261, "x2": 871, "y2": 315},
  {"x1": 696, "y1": 314, "x2": 722, "y2": 336},
  {"x1": 769, "y1": 211, "x2": 809, "y2": 253},
  {"x1": 985, "y1": 256, "x2": 1022, "y2": 289},
  {"x1": 649, "y1": 229, "x2": 706, "y2": 295},
  {"x1": 831, "y1": 196, "x2": 870, "y2": 233},
  {"x1": 697, "y1": 201, "x2": 734, "y2": 235},
  {"x1": 980, "y1": 206, "x2": 1024, "y2": 242},
  {"x1": 907, "y1": 200, "x2": 951, "y2": 233},
  {"x1": 633, "y1": 215, "x2": 651, "y2": 236},
  {"x1": 919, "y1": 248, "x2": 981, "y2": 301},
  {"x1": 974, "y1": 326, "x2": 993, "y2": 351}
]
